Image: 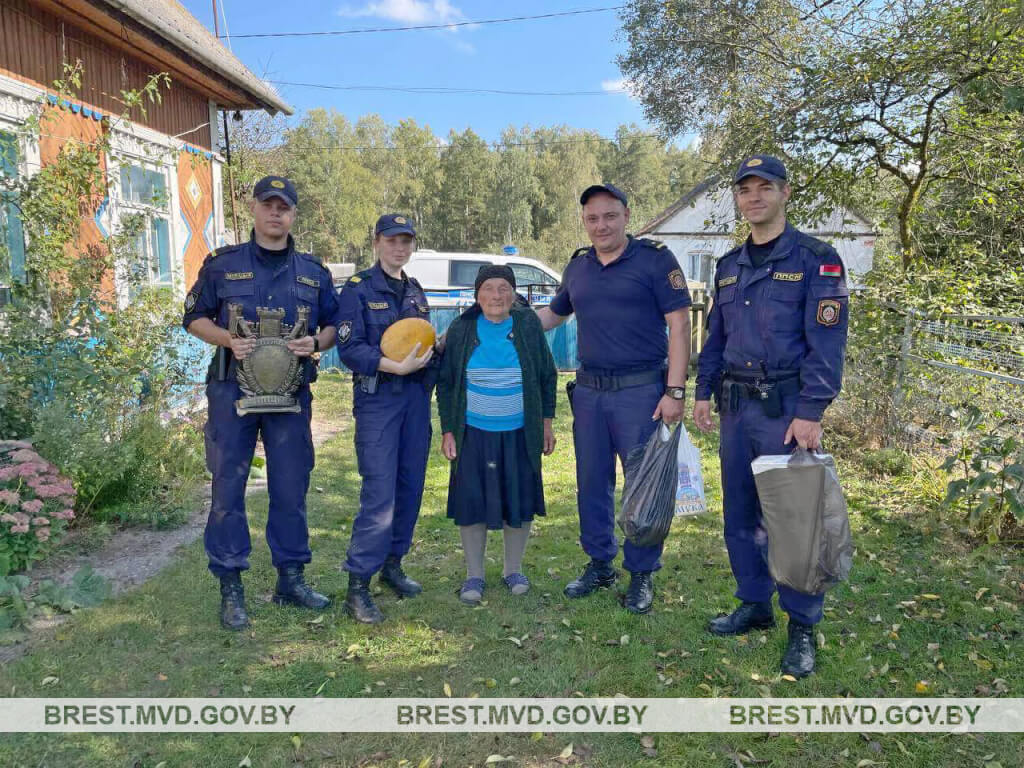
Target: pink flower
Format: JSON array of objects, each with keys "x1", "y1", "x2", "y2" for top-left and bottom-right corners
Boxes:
[
  {"x1": 1, "y1": 513, "x2": 16, "y2": 523},
  {"x1": 10, "y1": 449, "x2": 42, "y2": 464},
  {"x1": 0, "y1": 465, "x2": 19, "y2": 481},
  {"x1": 21, "y1": 499, "x2": 44, "y2": 515},
  {"x1": 11, "y1": 523, "x2": 29, "y2": 534},
  {"x1": 0, "y1": 440, "x2": 33, "y2": 451},
  {"x1": 0, "y1": 489, "x2": 19, "y2": 506},
  {"x1": 53, "y1": 508, "x2": 75, "y2": 520},
  {"x1": 35, "y1": 526, "x2": 50, "y2": 541},
  {"x1": 16, "y1": 463, "x2": 44, "y2": 478},
  {"x1": 32, "y1": 516, "x2": 50, "y2": 526},
  {"x1": 34, "y1": 484, "x2": 66, "y2": 499},
  {"x1": 13, "y1": 511, "x2": 29, "y2": 526}
]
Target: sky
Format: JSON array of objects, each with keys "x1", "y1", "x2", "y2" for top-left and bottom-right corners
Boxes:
[{"x1": 179, "y1": 0, "x2": 660, "y2": 143}]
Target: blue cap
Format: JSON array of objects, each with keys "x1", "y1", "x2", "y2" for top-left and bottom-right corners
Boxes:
[
  {"x1": 580, "y1": 183, "x2": 628, "y2": 208},
  {"x1": 733, "y1": 155, "x2": 787, "y2": 184},
  {"x1": 253, "y1": 175, "x2": 297, "y2": 206},
  {"x1": 375, "y1": 213, "x2": 416, "y2": 237}
]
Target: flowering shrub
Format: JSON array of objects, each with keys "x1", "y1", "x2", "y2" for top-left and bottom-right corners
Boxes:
[{"x1": 0, "y1": 440, "x2": 77, "y2": 574}]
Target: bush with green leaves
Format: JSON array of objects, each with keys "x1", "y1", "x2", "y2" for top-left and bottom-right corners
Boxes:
[
  {"x1": 0, "y1": 441, "x2": 76, "y2": 572},
  {"x1": 0, "y1": 65, "x2": 204, "y2": 539},
  {"x1": 940, "y1": 405, "x2": 1024, "y2": 542}
]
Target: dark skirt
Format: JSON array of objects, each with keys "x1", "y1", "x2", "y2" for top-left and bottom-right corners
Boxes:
[{"x1": 447, "y1": 426, "x2": 546, "y2": 530}]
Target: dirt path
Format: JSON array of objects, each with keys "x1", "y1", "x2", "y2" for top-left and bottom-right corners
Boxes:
[{"x1": 0, "y1": 407, "x2": 350, "y2": 663}]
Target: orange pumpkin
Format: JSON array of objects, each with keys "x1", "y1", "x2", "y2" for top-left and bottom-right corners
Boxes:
[{"x1": 380, "y1": 317, "x2": 436, "y2": 361}]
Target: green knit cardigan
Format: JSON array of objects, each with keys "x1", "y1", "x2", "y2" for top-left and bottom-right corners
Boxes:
[{"x1": 436, "y1": 303, "x2": 558, "y2": 478}]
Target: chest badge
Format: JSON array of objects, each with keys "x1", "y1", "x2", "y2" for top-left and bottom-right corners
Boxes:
[
  {"x1": 772, "y1": 271, "x2": 803, "y2": 282},
  {"x1": 817, "y1": 299, "x2": 842, "y2": 326},
  {"x1": 367, "y1": 301, "x2": 390, "y2": 310},
  {"x1": 229, "y1": 304, "x2": 308, "y2": 416},
  {"x1": 718, "y1": 275, "x2": 738, "y2": 288}
]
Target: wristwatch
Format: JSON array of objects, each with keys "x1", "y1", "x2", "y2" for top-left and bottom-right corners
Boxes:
[
  {"x1": 312, "y1": 336, "x2": 320, "y2": 354},
  {"x1": 666, "y1": 385, "x2": 686, "y2": 400}
]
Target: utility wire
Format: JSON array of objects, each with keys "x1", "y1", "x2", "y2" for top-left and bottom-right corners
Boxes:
[
  {"x1": 269, "y1": 80, "x2": 626, "y2": 97},
  {"x1": 223, "y1": 5, "x2": 625, "y2": 39}
]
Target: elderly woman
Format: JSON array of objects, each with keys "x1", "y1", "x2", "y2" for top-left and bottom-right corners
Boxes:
[{"x1": 437, "y1": 265, "x2": 558, "y2": 604}]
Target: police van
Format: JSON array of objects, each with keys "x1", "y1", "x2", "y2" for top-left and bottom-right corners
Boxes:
[{"x1": 404, "y1": 247, "x2": 561, "y2": 308}]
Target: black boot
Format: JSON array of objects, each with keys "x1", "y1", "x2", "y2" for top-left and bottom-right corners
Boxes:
[
  {"x1": 219, "y1": 572, "x2": 249, "y2": 631},
  {"x1": 708, "y1": 601, "x2": 776, "y2": 635},
  {"x1": 272, "y1": 564, "x2": 331, "y2": 610},
  {"x1": 344, "y1": 573, "x2": 384, "y2": 624},
  {"x1": 624, "y1": 571, "x2": 654, "y2": 614},
  {"x1": 564, "y1": 559, "x2": 617, "y2": 598},
  {"x1": 380, "y1": 555, "x2": 422, "y2": 598},
  {"x1": 781, "y1": 620, "x2": 816, "y2": 678}
]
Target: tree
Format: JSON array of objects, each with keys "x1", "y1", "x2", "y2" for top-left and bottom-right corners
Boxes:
[
  {"x1": 282, "y1": 109, "x2": 378, "y2": 265},
  {"x1": 435, "y1": 128, "x2": 496, "y2": 251},
  {"x1": 619, "y1": 0, "x2": 1024, "y2": 266}
]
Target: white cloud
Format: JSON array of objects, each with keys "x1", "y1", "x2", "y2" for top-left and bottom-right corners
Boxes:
[
  {"x1": 338, "y1": 0, "x2": 463, "y2": 24},
  {"x1": 602, "y1": 78, "x2": 639, "y2": 101}
]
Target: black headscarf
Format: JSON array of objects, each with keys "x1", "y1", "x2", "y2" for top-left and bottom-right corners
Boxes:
[{"x1": 473, "y1": 264, "x2": 517, "y2": 297}]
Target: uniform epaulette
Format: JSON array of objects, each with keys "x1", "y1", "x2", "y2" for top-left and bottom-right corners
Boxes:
[
  {"x1": 407, "y1": 275, "x2": 423, "y2": 290},
  {"x1": 638, "y1": 237, "x2": 666, "y2": 249},
  {"x1": 797, "y1": 232, "x2": 836, "y2": 260},
  {"x1": 570, "y1": 246, "x2": 589, "y2": 260},
  {"x1": 208, "y1": 243, "x2": 239, "y2": 260},
  {"x1": 298, "y1": 250, "x2": 323, "y2": 265}
]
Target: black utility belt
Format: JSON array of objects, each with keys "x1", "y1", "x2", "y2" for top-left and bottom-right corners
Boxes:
[
  {"x1": 353, "y1": 371, "x2": 413, "y2": 394},
  {"x1": 576, "y1": 367, "x2": 665, "y2": 391},
  {"x1": 720, "y1": 370, "x2": 800, "y2": 417}
]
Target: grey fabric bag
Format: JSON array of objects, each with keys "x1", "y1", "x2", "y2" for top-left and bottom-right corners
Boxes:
[{"x1": 752, "y1": 449, "x2": 853, "y2": 595}]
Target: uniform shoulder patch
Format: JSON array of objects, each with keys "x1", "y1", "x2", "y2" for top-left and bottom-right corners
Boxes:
[
  {"x1": 668, "y1": 269, "x2": 686, "y2": 290},
  {"x1": 817, "y1": 299, "x2": 842, "y2": 326},
  {"x1": 639, "y1": 237, "x2": 666, "y2": 249},
  {"x1": 570, "y1": 246, "x2": 589, "y2": 260},
  {"x1": 347, "y1": 275, "x2": 363, "y2": 286}
]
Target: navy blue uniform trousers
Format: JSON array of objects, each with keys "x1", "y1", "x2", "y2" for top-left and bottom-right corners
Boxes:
[
  {"x1": 344, "y1": 381, "x2": 432, "y2": 577},
  {"x1": 572, "y1": 380, "x2": 664, "y2": 573},
  {"x1": 719, "y1": 392, "x2": 825, "y2": 625},
  {"x1": 204, "y1": 379, "x2": 314, "y2": 577}
]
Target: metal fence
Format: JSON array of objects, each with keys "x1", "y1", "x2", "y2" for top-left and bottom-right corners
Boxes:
[{"x1": 888, "y1": 305, "x2": 1024, "y2": 432}]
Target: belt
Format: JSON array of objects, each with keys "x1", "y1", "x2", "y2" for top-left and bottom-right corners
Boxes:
[
  {"x1": 724, "y1": 368, "x2": 800, "y2": 382},
  {"x1": 576, "y1": 367, "x2": 664, "y2": 391}
]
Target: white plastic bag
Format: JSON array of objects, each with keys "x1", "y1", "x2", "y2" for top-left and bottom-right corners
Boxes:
[{"x1": 674, "y1": 423, "x2": 706, "y2": 516}]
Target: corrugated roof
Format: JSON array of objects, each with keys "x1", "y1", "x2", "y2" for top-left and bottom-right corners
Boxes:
[{"x1": 100, "y1": 0, "x2": 293, "y2": 115}]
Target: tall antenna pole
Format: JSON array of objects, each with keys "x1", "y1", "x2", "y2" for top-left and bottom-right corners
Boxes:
[{"x1": 212, "y1": 0, "x2": 240, "y2": 242}]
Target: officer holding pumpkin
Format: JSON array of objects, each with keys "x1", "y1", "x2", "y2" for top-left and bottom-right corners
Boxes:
[
  {"x1": 183, "y1": 175, "x2": 337, "y2": 631},
  {"x1": 693, "y1": 155, "x2": 850, "y2": 678},
  {"x1": 335, "y1": 214, "x2": 435, "y2": 623}
]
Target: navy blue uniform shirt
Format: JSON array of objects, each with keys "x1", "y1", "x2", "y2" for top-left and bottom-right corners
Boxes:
[
  {"x1": 335, "y1": 263, "x2": 431, "y2": 376},
  {"x1": 694, "y1": 223, "x2": 850, "y2": 421},
  {"x1": 182, "y1": 234, "x2": 339, "y2": 377},
  {"x1": 549, "y1": 235, "x2": 692, "y2": 371}
]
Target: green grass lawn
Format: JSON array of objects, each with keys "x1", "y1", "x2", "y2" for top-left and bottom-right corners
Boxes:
[{"x1": 1, "y1": 373, "x2": 1021, "y2": 767}]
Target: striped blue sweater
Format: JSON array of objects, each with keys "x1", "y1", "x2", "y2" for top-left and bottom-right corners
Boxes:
[{"x1": 466, "y1": 314, "x2": 524, "y2": 431}]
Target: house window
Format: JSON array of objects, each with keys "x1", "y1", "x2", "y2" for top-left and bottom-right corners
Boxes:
[
  {"x1": 116, "y1": 161, "x2": 171, "y2": 289},
  {"x1": 687, "y1": 251, "x2": 712, "y2": 285},
  {"x1": 0, "y1": 130, "x2": 26, "y2": 303}
]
